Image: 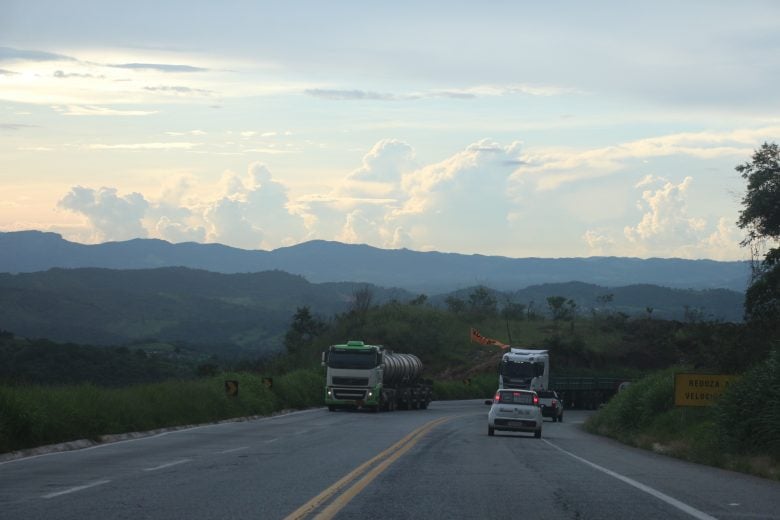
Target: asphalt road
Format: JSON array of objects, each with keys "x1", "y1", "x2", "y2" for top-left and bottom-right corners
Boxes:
[{"x1": 1, "y1": 401, "x2": 779, "y2": 519}]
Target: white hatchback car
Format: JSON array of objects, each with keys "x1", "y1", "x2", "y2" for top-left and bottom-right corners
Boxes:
[{"x1": 486, "y1": 389, "x2": 543, "y2": 438}]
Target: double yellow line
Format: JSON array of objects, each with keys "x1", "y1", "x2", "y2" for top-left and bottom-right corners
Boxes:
[{"x1": 285, "y1": 416, "x2": 453, "y2": 520}]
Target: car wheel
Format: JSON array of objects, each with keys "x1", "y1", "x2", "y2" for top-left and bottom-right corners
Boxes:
[
  {"x1": 552, "y1": 416, "x2": 557, "y2": 423},
  {"x1": 559, "y1": 414, "x2": 563, "y2": 422},
  {"x1": 488, "y1": 426, "x2": 495, "y2": 436},
  {"x1": 534, "y1": 429, "x2": 542, "y2": 438}
]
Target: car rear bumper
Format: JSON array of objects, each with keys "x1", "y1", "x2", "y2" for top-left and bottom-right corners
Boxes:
[{"x1": 491, "y1": 418, "x2": 541, "y2": 432}]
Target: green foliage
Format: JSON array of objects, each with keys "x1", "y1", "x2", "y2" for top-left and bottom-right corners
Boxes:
[
  {"x1": 0, "y1": 370, "x2": 325, "y2": 454},
  {"x1": 467, "y1": 286, "x2": 498, "y2": 318},
  {"x1": 737, "y1": 142, "x2": 780, "y2": 244},
  {"x1": 0, "y1": 337, "x2": 189, "y2": 386},
  {"x1": 737, "y1": 142, "x2": 780, "y2": 331},
  {"x1": 284, "y1": 306, "x2": 326, "y2": 357},
  {"x1": 586, "y1": 367, "x2": 677, "y2": 436},
  {"x1": 715, "y1": 348, "x2": 780, "y2": 458},
  {"x1": 433, "y1": 373, "x2": 496, "y2": 400},
  {"x1": 271, "y1": 368, "x2": 325, "y2": 409}
]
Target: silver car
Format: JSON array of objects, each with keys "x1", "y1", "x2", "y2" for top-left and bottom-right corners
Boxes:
[{"x1": 486, "y1": 389, "x2": 543, "y2": 438}]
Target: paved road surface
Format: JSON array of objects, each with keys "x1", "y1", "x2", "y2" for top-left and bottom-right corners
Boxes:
[{"x1": 1, "y1": 401, "x2": 778, "y2": 519}]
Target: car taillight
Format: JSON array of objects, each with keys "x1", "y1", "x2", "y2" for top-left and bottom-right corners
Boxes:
[
  {"x1": 494, "y1": 392, "x2": 501, "y2": 402},
  {"x1": 533, "y1": 394, "x2": 539, "y2": 405},
  {"x1": 552, "y1": 400, "x2": 558, "y2": 408}
]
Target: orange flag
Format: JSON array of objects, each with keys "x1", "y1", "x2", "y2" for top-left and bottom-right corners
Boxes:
[{"x1": 469, "y1": 328, "x2": 509, "y2": 349}]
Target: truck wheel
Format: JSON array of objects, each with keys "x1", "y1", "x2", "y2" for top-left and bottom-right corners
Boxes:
[
  {"x1": 328, "y1": 406, "x2": 335, "y2": 412},
  {"x1": 488, "y1": 426, "x2": 494, "y2": 436},
  {"x1": 534, "y1": 429, "x2": 542, "y2": 439}
]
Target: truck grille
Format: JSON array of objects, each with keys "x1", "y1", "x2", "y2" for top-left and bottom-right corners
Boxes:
[
  {"x1": 332, "y1": 377, "x2": 369, "y2": 386},
  {"x1": 333, "y1": 388, "x2": 367, "y2": 400}
]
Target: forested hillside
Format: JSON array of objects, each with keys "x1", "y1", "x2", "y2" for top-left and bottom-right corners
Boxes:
[{"x1": 0, "y1": 267, "x2": 744, "y2": 355}]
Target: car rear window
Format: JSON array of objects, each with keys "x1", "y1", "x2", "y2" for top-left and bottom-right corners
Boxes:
[{"x1": 498, "y1": 391, "x2": 536, "y2": 405}]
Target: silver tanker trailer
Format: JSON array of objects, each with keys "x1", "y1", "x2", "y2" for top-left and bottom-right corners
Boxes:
[{"x1": 322, "y1": 340, "x2": 433, "y2": 412}]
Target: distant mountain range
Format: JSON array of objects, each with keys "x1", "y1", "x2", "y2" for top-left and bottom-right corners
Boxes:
[
  {"x1": 0, "y1": 267, "x2": 745, "y2": 354},
  {"x1": 0, "y1": 267, "x2": 410, "y2": 353},
  {"x1": 0, "y1": 231, "x2": 751, "y2": 293}
]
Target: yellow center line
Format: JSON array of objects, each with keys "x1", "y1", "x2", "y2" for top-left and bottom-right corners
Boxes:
[{"x1": 284, "y1": 416, "x2": 454, "y2": 520}]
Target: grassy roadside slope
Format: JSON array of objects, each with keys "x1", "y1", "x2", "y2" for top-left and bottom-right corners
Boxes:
[
  {"x1": 584, "y1": 359, "x2": 780, "y2": 480},
  {"x1": 0, "y1": 369, "x2": 325, "y2": 454}
]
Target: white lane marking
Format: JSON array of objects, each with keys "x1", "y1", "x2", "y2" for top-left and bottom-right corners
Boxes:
[
  {"x1": 219, "y1": 446, "x2": 249, "y2": 454},
  {"x1": 143, "y1": 458, "x2": 192, "y2": 471},
  {"x1": 543, "y1": 440, "x2": 717, "y2": 520},
  {"x1": 265, "y1": 438, "x2": 279, "y2": 444},
  {"x1": 42, "y1": 479, "x2": 111, "y2": 499}
]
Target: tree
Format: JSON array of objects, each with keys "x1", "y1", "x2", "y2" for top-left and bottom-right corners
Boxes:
[
  {"x1": 444, "y1": 295, "x2": 466, "y2": 314},
  {"x1": 350, "y1": 285, "x2": 374, "y2": 314},
  {"x1": 467, "y1": 286, "x2": 498, "y2": 318},
  {"x1": 736, "y1": 142, "x2": 780, "y2": 327},
  {"x1": 546, "y1": 296, "x2": 568, "y2": 322},
  {"x1": 284, "y1": 306, "x2": 326, "y2": 356}
]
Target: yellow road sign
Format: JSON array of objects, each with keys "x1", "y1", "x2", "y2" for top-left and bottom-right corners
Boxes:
[
  {"x1": 674, "y1": 373, "x2": 738, "y2": 407},
  {"x1": 225, "y1": 379, "x2": 239, "y2": 397}
]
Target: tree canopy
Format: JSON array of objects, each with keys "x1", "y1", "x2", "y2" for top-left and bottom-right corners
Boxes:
[{"x1": 737, "y1": 142, "x2": 780, "y2": 330}]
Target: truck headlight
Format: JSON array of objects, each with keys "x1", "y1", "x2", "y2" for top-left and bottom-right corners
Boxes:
[{"x1": 327, "y1": 388, "x2": 333, "y2": 397}]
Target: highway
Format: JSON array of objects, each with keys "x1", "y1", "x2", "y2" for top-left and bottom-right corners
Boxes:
[{"x1": 1, "y1": 401, "x2": 779, "y2": 519}]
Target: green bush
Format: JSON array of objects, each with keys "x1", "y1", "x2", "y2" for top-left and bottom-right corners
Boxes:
[
  {"x1": 586, "y1": 367, "x2": 677, "y2": 437},
  {"x1": 272, "y1": 368, "x2": 325, "y2": 409},
  {"x1": 433, "y1": 373, "x2": 496, "y2": 401},
  {"x1": 715, "y1": 349, "x2": 780, "y2": 458}
]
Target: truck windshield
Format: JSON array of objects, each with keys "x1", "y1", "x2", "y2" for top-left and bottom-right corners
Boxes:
[
  {"x1": 501, "y1": 360, "x2": 535, "y2": 378},
  {"x1": 328, "y1": 350, "x2": 378, "y2": 369}
]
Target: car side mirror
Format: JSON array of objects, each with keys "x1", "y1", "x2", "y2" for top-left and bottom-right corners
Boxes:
[{"x1": 484, "y1": 400, "x2": 493, "y2": 405}]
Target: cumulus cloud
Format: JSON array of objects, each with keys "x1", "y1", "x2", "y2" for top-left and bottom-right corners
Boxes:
[
  {"x1": 582, "y1": 175, "x2": 743, "y2": 259},
  {"x1": 624, "y1": 176, "x2": 705, "y2": 249},
  {"x1": 155, "y1": 216, "x2": 206, "y2": 243},
  {"x1": 57, "y1": 163, "x2": 307, "y2": 249},
  {"x1": 202, "y1": 163, "x2": 308, "y2": 249},
  {"x1": 296, "y1": 139, "x2": 528, "y2": 253},
  {"x1": 582, "y1": 230, "x2": 616, "y2": 256},
  {"x1": 58, "y1": 187, "x2": 149, "y2": 241}
]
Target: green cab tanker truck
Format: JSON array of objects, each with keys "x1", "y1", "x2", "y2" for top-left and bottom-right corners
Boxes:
[{"x1": 322, "y1": 340, "x2": 432, "y2": 412}]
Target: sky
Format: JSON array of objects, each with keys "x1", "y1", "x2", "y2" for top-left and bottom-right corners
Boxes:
[{"x1": 1, "y1": 1, "x2": 778, "y2": 260}]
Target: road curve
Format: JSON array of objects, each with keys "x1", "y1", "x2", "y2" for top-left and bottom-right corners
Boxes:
[{"x1": 1, "y1": 401, "x2": 778, "y2": 519}]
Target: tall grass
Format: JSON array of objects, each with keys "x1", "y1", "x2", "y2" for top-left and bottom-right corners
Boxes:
[
  {"x1": 0, "y1": 369, "x2": 324, "y2": 454},
  {"x1": 433, "y1": 373, "x2": 496, "y2": 400}
]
